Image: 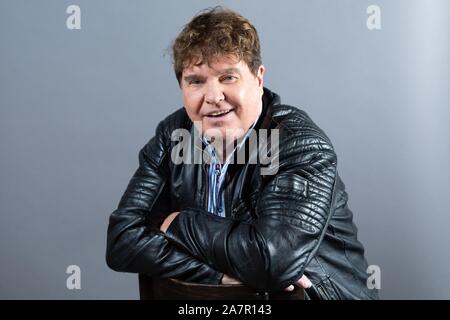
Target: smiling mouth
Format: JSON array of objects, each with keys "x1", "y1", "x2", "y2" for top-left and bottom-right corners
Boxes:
[{"x1": 205, "y1": 109, "x2": 234, "y2": 118}]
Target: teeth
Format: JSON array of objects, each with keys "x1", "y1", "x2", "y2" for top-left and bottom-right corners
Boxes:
[{"x1": 210, "y1": 109, "x2": 231, "y2": 116}]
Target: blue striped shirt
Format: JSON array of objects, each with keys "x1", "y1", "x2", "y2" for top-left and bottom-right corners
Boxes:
[{"x1": 202, "y1": 118, "x2": 259, "y2": 217}]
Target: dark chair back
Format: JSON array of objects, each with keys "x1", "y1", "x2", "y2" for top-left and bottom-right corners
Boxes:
[{"x1": 138, "y1": 274, "x2": 304, "y2": 300}]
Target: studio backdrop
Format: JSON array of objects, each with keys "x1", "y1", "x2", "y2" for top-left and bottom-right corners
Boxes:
[{"x1": 1, "y1": 0, "x2": 449, "y2": 299}]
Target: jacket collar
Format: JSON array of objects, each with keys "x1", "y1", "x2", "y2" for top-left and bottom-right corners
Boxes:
[{"x1": 255, "y1": 86, "x2": 281, "y2": 131}]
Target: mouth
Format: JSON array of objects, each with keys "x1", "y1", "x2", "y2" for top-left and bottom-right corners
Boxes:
[{"x1": 204, "y1": 108, "x2": 235, "y2": 118}]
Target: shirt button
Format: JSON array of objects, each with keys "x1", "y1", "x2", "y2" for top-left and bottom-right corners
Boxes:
[{"x1": 218, "y1": 208, "x2": 223, "y2": 213}]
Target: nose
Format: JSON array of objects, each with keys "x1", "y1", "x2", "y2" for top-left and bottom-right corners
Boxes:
[{"x1": 204, "y1": 81, "x2": 224, "y2": 105}]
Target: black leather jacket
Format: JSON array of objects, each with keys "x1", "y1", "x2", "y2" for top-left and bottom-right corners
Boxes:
[{"x1": 106, "y1": 87, "x2": 379, "y2": 299}]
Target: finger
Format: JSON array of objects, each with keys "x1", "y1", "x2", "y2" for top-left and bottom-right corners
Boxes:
[
  {"x1": 295, "y1": 275, "x2": 312, "y2": 289},
  {"x1": 222, "y1": 274, "x2": 238, "y2": 284},
  {"x1": 284, "y1": 285, "x2": 295, "y2": 292}
]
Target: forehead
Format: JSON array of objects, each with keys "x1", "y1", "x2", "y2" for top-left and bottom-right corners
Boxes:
[{"x1": 182, "y1": 57, "x2": 248, "y2": 76}]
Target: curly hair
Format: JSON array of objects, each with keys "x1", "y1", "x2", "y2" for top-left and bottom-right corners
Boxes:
[{"x1": 171, "y1": 6, "x2": 262, "y2": 85}]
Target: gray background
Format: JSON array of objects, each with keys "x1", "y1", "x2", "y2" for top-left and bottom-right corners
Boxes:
[{"x1": 1, "y1": 0, "x2": 449, "y2": 299}]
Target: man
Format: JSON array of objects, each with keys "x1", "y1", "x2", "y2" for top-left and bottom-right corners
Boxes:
[{"x1": 106, "y1": 6, "x2": 378, "y2": 300}]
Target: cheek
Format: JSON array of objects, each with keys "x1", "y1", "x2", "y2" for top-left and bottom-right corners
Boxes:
[
  {"x1": 182, "y1": 92, "x2": 202, "y2": 118},
  {"x1": 182, "y1": 90, "x2": 193, "y2": 106},
  {"x1": 236, "y1": 89, "x2": 257, "y2": 118}
]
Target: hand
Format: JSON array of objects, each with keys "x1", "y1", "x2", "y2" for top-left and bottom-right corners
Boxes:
[
  {"x1": 160, "y1": 211, "x2": 180, "y2": 233},
  {"x1": 221, "y1": 274, "x2": 242, "y2": 285},
  {"x1": 284, "y1": 274, "x2": 312, "y2": 292}
]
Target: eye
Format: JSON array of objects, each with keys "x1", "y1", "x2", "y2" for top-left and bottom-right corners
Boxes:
[
  {"x1": 189, "y1": 79, "x2": 203, "y2": 85},
  {"x1": 221, "y1": 75, "x2": 237, "y2": 82}
]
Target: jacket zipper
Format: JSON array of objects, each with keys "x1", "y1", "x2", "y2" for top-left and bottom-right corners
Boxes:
[
  {"x1": 202, "y1": 163, "x2": 208, "y2": 211},
  {"x1": 224, "y1": 171, "x2": 230, "y2": 218}
]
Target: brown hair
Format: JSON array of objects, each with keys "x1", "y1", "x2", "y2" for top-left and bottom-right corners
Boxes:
[{"x1": 171, "y1": 6, "x2": 262, "y2": 85}]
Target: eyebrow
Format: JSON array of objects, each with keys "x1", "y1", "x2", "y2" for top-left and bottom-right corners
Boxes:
[
  {"x1": 218, "y1": 67, "x2": 242, "y2": 76},
  {"x1": 183, "y1": 67, "x2": 242, "y2": 82}
]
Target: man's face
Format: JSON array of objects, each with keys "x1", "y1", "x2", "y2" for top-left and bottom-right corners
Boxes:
[{"x1": 181, "y1": 56, "x2": 265, "y2": 142}]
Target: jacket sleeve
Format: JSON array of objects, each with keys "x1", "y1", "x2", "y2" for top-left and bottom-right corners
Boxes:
[
  {"x1": 106, "y1": 121, "x2": 223, "y2": 284},
  {"x1": 164, "y1": 114, "x2": 338, "y2": 291}
]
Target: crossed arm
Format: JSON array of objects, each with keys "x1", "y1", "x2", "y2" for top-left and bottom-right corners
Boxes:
[{"x1": 159, "y1": 212, "x2": 312, "y2": 290}]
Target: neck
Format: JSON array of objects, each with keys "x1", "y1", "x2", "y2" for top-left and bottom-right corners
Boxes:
[{"x1": 210, "y1": 137, "x2": 236, "y2": 163}]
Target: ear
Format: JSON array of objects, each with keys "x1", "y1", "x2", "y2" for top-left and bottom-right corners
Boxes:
[{"x1": 256, "y1": 65, "x2": 265, "y2": 88}]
